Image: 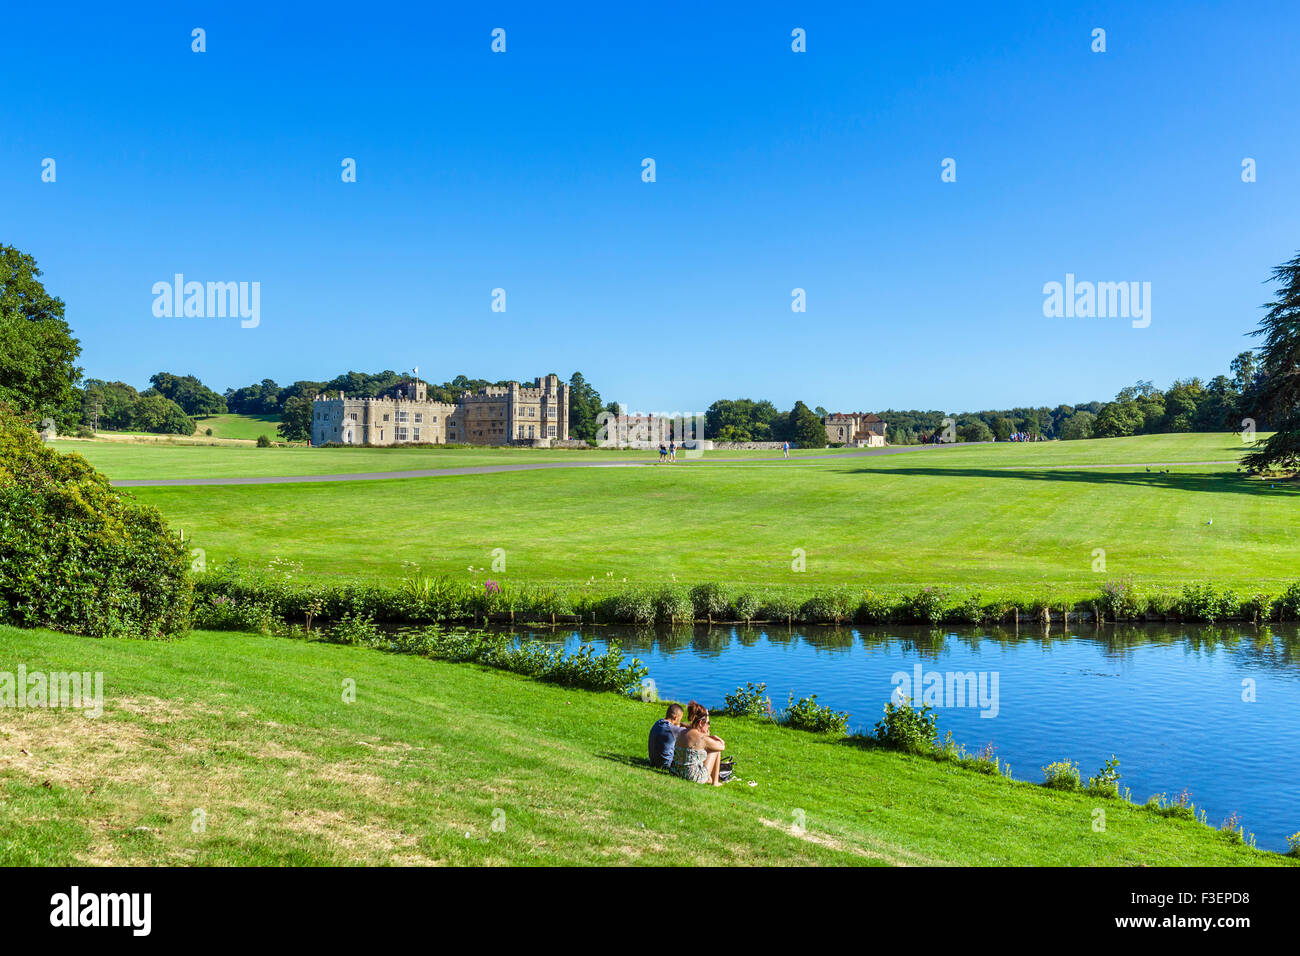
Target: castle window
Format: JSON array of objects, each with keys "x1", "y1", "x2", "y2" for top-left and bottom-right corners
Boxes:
[
  {"x1": 414, "y1": 413, "x2": 422, "y2": 424},
  {"x1": 413, "y1": 428, "x2": 421, "y2": 441},
  {"x1": 547, "y1": 426, "x2": 556, "y2": 438}
]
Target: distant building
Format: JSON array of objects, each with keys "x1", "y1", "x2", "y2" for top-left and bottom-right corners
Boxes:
[
  {"x1": 311, "y1": 374, "x2": 570, "y2": 447},
  {"x1": 823, "y1": 412, "x2": 887, "y2": 447}
]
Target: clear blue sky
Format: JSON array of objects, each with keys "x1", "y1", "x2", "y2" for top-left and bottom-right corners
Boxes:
[{"x1": 2, "y1": 1, "x2": 1296, "y2": 414}]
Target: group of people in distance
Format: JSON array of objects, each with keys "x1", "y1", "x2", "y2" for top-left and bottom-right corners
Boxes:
[{"x1": 647, "y1": 701, "x2": 731, "y2": 785}]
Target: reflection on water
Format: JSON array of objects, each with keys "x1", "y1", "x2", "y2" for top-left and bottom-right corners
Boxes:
[{"x1": 500, "y1": 621, "x2": 1300, "y2": 853}]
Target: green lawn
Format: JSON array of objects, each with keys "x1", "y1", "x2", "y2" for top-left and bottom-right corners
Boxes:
[
  {"x1": 191, "y1": 413, "x2": 283, "y2": 441},
  {"x1": 114, "y1": 433, "x2": 1296, "y2": 598},
  {"x1": 51, "y1": 440, "x2": 860, "y2": 480},
  {"x1": 0, "y1": 626, "x2": 1283, "y2": 866}
]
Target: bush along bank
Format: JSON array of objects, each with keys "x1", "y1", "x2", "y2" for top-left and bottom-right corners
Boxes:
[
  {"x1": 278, "y1": 610, "x2": 649, "y2": 697},
  {"x1": 192, "y1": 563, "x2": 1300, "y2": 630}
]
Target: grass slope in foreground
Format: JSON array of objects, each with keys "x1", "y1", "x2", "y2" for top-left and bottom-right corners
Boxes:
[
  {"x1": 0, "y1": 626, "x2": 1284, "y2": 866},
  {"x1": 124, "y1": 433, "x2": 1297, "y2": 595}
]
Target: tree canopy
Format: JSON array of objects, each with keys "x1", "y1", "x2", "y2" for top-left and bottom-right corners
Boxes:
[
  {"x1": 1243, "y1": 250, "x2": 1300, "y2": 471},
  {"x1": 0, "y1": 245, "x2": 83, "y2": 429}
]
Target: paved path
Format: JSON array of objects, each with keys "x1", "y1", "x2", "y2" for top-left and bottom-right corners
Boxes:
[{"x1": 109, "y1": 443, "x2": 971, "y2": 487}]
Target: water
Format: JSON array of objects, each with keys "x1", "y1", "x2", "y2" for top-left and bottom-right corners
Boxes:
[{"x1": 507, "y1": 621, "x2": 1300, "y2": 852}]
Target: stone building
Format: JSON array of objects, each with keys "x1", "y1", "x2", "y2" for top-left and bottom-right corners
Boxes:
[
  {"x1": 823, "y1": 412, "x2": 887, "y2": 447},
  {"x1": 311, "y1": 374, "x2": 570, "y2": 447}
]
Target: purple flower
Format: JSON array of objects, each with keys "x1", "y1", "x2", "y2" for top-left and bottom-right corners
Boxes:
[{"x1": 485, "y1": 580, "x2": 500, "y2": 595}]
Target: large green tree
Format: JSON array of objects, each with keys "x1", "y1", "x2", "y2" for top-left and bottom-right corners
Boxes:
[
  {"x1": 278, "y1": 394, "x2": 314, "y2": 442},
  {"x1": 566, "y1": 371, "x2": 604, "y2": 441},
  {"x1": 132, "y1": 393, "x2": 194, "y2": 435},
  {"x1": 787, "y1": 401, "x2": 826, "y2": 448},
  {"x1": 1244, "y1": 251, "x2": 1300, "y2": 471},
  {"x1": 705, "y1": 398, "x2": 782, "y2": 441},
  {"x1": 0, "y1": 245, "x2": 82, "y2": 429},
  {"x1": 148, "y1": 372, "x2": 227, "y2": 417}
]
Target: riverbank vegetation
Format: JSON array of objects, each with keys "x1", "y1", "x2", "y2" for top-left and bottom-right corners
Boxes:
[{"x1": 192, "y1": 560, "x2": 1300, "y2": 631}]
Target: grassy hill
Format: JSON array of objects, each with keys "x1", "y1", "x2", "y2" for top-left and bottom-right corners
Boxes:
[
  {"x1": 192, "y1": 413, "x2": 284, "y2": 442},
  {"x1": 0, "y1": 626, "x2": 1284, "y2": 866}
]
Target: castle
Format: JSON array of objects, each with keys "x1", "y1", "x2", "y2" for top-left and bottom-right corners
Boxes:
[
  {"x1": 311, "y1": 374, "x2": 570, "y2": 447},
  {"x1": 823, "y1": 412, "x2": 887, "y2": 447}
]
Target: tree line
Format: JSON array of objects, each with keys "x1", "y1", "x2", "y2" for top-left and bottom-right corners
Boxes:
[{"x1": 3, "y1": 241, "x2": 1300, "y2": 469}]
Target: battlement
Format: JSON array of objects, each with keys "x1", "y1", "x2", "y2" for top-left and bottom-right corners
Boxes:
[{"x1": 311, "y1": 371, "x2": 570, "y2": 447}]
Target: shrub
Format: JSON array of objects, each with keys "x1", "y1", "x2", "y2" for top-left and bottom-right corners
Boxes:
[
  {"x1": 798, "y1": 589, "x2": 856, "y2": 624},
  {"x1": 1042, "y1": 759, "x2": 1081, "y2": 791},
  {"x1": 1286, "y1": 832, "x2": 1300, "y2": 858},
  {"x1": 256, "y1": 434, "x2": 272, "y2": 447},
  {"x1": 723, "y1": 682, "x2": 771, "y2": 718},
  {"x1": 872, "y1": 697, "x2": 938, "y2": 753},
  {"x1": 602, "y1": 589, "x2": 655, "y2": 625},
  {"x1": 1099, "y1": 578, "x2": 1144, "y2": 620},
  {"x1": 1277, "y1": 582, "x2": 1300, "y2": 620},
  {"x1": 0, "y1": 405, "x2": 192, "y2": 638},
  {"x1": 327, "y1": 611, "x2": 381, "y2": 646},
  {"x1": 1241, "y1": 592, "x2": 1275, "y2": 623},
  {"x1": 74, "y1": 424, "x2": 94, "y2": 438},
  {"x1": 689, "y1": 583, "x2": 730, "y2": 619},
  {"x1": 732, "y1": 592, "x2": 760, "y2": 623},
  {"x1": 855, "y1": 591, "x2": 896, "y2": 624},
  {"x1": 1220, "y1": 810, "x2": 1245, "y2": 844},
  {"x1": 653, "y1": 586, "x2": 693, "y2": 624},
  {"x1": 192, "y1": 594, "x2": 278, "y2": 634},
  {"x1": 937, "y1": 734, "x2": 1001, "y2": 775},
  {"x1": 781, "y1": 692, "x2": 849, "y2": 735},
  {"x1": 1085, "y1": 755, "x2": 1122, "y2": 798},
  {"x1": 204, "y1": 427, "x2": 213, "y2": 436},
  {"x1": 541, "y1": 641, "x2": 647, "y2": 695},
  {"x1": 905, "y1": 587, "x2": 946, "y2": 624},
  {"x1": 1146, "y1": 590, "x2": 1177, "y2": 617},
  {"x1": 954, "y1": 593, "x2": 986, "y2": 625},
  {"x1": 759, "y1": 591, "x2": 801, "y2": 622},
  {"x1": 1146, "y1": 789, "x2": 1197, "y2": 821},
  {"x1": 1178, "y1": 583, "x2": 1239, "y2": 623}
]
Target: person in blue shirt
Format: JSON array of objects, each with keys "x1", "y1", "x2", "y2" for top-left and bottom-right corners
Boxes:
[{"x1": 647, "y1": 702, "x2": 685, "y2": 769}]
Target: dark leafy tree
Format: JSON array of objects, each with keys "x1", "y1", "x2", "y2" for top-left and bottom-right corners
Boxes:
[
  {"x1": 148, "y1": 372, "x2": 227, "y2": 417},
  {"x1": 567, "y1": 371, "x2": 605, "y2": 441},
  {"x1": 787, "y1": 401, "x2": 826, "y2": 448},
  {"x1": 278, "y1": 394, "x2": 314, "y2": 442},
  {"x1": 1244, "y1": 251, "x2": 1300, "y2": 471},
  {"x1": 0, "y1": 245, "x2": 83, "y2": 429}
]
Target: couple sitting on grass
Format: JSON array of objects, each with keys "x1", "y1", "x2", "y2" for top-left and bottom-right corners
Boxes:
[{"x1": 647, "y1": 701, "x2": 732, "y2": 785}]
